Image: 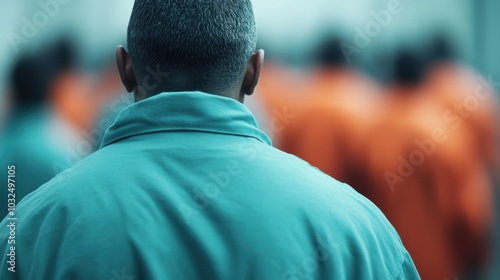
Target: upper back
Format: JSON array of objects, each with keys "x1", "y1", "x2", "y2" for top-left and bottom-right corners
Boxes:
[{"x1": 0, "y1": 92, "x2": 419, "y2": 280}]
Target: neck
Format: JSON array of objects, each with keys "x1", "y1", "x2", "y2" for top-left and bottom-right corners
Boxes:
[{"x1": 134, "y1": 87, "x2": 242, "y2": 103}]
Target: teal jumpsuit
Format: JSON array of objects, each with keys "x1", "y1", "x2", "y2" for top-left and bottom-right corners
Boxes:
[{"x1": 0, "y1": 92, "x2": 420, "y2": 279}]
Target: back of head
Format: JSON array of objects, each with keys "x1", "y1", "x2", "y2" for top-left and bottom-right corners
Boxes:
[
  {"x1": 392, "y1": 49, "x2": 425, "y2": 87},
  {"x1": 10, "y1": 39, "x2": 74, "y2": 109},
  {"x1": 314, "y1": 37, "x2": 348, "y2": 69},
  {"x1": 127, "y1": 0, "x2": 257, "y2": 96}
]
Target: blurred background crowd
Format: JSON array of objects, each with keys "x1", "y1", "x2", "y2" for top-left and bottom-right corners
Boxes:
[{"x1": 1, "y1": 0, "x2": 499, "y2": 279}]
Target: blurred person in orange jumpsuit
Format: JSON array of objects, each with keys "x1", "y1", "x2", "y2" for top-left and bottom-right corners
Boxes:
[
  {"x1": 51, "y1": 54, "x2": 126, "y2": 158},
  {"x1": 249, "y1": 55, "x2": 308, "y2": 142},
  {"x1": 365, "y1": 49, "x2": 495, "y2": 280},
  {"x1": 46, "y1": 45, "x2": 127, "y2": 172},
  {"x1": 423, "y1": 35, "x2": 499, "y2": 174},
  {"x1": 276, "y1": 37, "x2": 381, "y2": 190}
]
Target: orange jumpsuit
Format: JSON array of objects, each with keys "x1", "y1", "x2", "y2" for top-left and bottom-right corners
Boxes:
[
  {"x1": 276, "y1": 68, "x2": 381, "y2": 190},
  {"x1": 424, "y1": 63, "x2": 499, "y2": 172},
  {"x1": 365, "y1": 86, "x2": 494, "y2": 280},
  {"x1": 251, "y1": 63, "x2": 309, "y2": 143}
]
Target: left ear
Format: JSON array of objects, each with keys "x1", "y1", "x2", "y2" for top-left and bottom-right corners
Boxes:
[{"x1": 241, "y1": 49, "x2": 264, "y2": 96}]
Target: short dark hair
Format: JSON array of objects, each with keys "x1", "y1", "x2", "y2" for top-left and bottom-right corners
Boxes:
[
  {"x1": 393, "y1": 49, "x2": 425, "y2": 85},
  {"x1": 127, "y1": 0, "x2": 257, "y2": 93},
  {"x1": 314, "y1": 37, "x2": 348, "y2": 68},
  {"x1": 11, "y1": 38, "x2": 74, "y2": 107}
]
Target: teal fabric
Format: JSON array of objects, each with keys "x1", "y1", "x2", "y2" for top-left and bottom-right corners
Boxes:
[
  {"x1": 0, "y1": 109, "x2": 71, "y2": 218},
  {"x1": 0, "y1": 91, "x2": 420, "y2": 280}
]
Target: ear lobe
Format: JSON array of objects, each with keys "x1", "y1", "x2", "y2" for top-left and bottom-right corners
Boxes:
[
  {"x1": 242, "y1": 49, "x2": 264, "y2": 96},
  {"x1": 116, "y1": 46, "x2": 137, "y2": 93}
]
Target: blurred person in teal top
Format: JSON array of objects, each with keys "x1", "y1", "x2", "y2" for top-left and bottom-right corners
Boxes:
[
  {"x1": 0, "y1": 40, "x2": 75, "y2": 218},
  {"x1": 0, "y1": 0, "x2": 420, "y2": 279}
]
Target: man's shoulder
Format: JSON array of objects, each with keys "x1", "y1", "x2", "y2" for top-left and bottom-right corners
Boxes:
[
  {"x1": 0, "y1": 151, "x2": 130, "y2": 250},
  {"x1": 11, "y1": 149, "x2": 119, "y2": 217},
  {"x1": 249, "y1": 144, "x2": 401, "y2": 237},
  {"x1": 256, "y1": 149, "x2": 417, "y2": 278}
]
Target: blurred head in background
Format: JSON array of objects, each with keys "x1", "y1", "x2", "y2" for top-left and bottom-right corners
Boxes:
[
  {"x1": 392, "y1": 48, "x2": 427, "y2": 87},
  {"x1": 9, "y1": 39, "x2": 73, "y2": 114},
  {"x1": 7, "y1": 38, "x2": 99, "y2": 134},
  {"x1": 313, "y1": 36, "x2": 349, "y2": 69}
]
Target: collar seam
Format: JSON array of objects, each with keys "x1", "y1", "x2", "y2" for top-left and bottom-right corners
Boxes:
[{"x1": 101, "y1": 128, "x2": 270, "y2": 148}]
